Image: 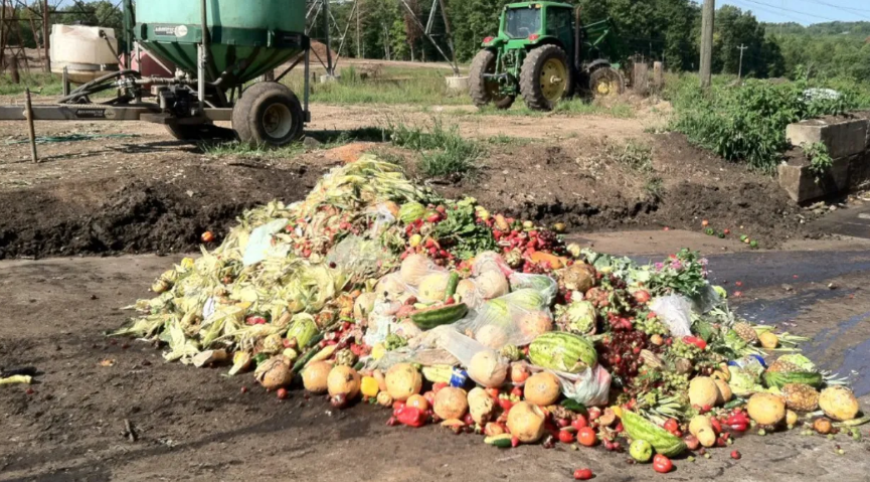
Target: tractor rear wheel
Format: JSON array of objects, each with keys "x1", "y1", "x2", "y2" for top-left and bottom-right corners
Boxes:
[
  {"x1": 232, "y1": 81, "x2": 304, "y2": 148},
  {"x1": 588, "y1": 66, "x2": 625, "y2": 98},
  {"x1": 469, "y1": 49, "x2": 515, "y2": 110},
  {"x1": 519, "y1": 44, "x2": 572, "y2": 111}
]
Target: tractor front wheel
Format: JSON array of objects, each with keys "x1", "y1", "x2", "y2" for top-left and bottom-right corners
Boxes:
[
  {"x1": 520, "y1": 44, "x2": 572, "y2": 111},
  {"x1": 588, "y1": 66, "x2": 625, "y2": 98},
  {"x1": 469, "y1": 49, "x2": 515, "y2": 110}
]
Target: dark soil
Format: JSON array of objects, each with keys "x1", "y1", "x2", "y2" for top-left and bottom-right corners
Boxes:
[
  {"x1": 0, "y1": 162, "x2": 330, "y2": 259},
  {"x1": 0, "y1": 127, "x2": 819, "y2": 260}
]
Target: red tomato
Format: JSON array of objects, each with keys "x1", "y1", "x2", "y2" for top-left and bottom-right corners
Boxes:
[
  {"x1": 558, "y1": 430, "x2": 575, "y2": 444},
  {"x1": 577, "y1": 427, "x2": 598, "y2": 447},
  {"x1": 664, "y1": 418, "x2": 680, "y2": 434},
  {"x1": 571, "y1": 415, "x2": 588, "y2": 431},
  {"x1": 731, "y1": 450, "x2": 741, "y2": 460},
  {"x1": 682, "y1": 336, "x2": 707, "y2": 350},
  {"x1": 573, "y1": 468, "x2": 593, "y2": 480},
  {"x1": 653, "y1": 454, "x2": 673, "y2": 473},
  {"x1": 201, "y1": 231, "x2": 215, "y2": 243},
  {"x1": 276, "y1": 388, "x2": 288, "y2": 400},
  {"x1": 485, "y1": 388, "x2": 500, "y2": 399}
]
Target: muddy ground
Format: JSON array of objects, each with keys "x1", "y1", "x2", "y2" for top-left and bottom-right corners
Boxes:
[
  {"x1": 0, "y1": 102, "x2": 823, "y2": 260},
  {"x1": 1, "y1": 236, "x2": 869, "y2": 482}
]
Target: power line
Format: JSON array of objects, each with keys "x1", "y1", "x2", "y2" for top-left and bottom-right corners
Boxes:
[
  {"x1": 736, "y1": 0, "x2": 843, "y2": 22},
  {"x1": 729, "y1": 0, "x2": 821, "y2": 23},
  {"x1": 788, "y1": 0, "x2": 870, "y2": 21}
]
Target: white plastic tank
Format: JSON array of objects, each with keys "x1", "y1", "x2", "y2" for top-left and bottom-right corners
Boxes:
[{"x1": 50, "y1": 25, "x2": 119, "y2": 84}]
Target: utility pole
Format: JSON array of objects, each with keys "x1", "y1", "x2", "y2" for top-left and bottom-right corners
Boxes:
[
  {"x1": 42, "y1": 0, "x2": 49, "y2": 72},
  {"x1": 699, "y1": 0, "x2": 714, "y2": 89},
  {"x1": 355, "y1": 0, "x2": 360, "y2": 58},
  {"x1": 323, "y1": 0, "x2": 333, "y2": 76},
  {"x1": 736, "y1": 44, "x2": 748, "y2": 80}
]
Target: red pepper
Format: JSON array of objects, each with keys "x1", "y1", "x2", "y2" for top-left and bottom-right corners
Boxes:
[
  {"x1": 710, "y1": 417, "x2": 722, "y2": 434},
  {"x1": 683, "y1": 336, "x2": 707, "y2": 350},
  {"x1": 498, "y1": 398, "x2": 514, "y2": 412},
  {"x1": 395, "y1": 407, "x2": 427, "y2": 428}
]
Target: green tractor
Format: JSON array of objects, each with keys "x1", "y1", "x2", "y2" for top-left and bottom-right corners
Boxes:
[{"x1": 469, "y1": 2, "x2": 625, "y2": 111}]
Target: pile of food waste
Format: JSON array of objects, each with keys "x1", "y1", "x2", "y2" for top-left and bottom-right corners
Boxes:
[{"x1": 115, "y1": 156, "x2": 866, "y2": 476}]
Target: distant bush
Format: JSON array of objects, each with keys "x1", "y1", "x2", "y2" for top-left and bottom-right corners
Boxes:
[{"x1": 666, "y1": 74, "x2": 864, "y2": 172}]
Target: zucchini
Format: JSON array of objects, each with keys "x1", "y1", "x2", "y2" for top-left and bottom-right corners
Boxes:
[
  {"x1": 292, "y1": 343, "x2": 334, "y2": 373},
  {"x1": 445, "y1": 272, "x2": 460, "y2": 298},
  {"x1": 410, "y1": 303, "x2": 469, "y2": 330},
  {"x1": 484, "y1": 434, "x2": 513, "y2": 448}
]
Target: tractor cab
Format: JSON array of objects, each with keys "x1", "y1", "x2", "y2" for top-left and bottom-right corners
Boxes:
[{"x1": 470, "y1": 2, "x2": 625, "y2": 111}]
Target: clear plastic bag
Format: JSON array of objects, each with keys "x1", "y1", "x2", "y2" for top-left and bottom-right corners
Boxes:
[
  {"x1": 326, "y1": 235, "x2": 392, "y2": 281},
  {"x1": 555, "y1": 365, "x2": 612, "y2": 407},
  {"x1": 368, "y1": 202, "x2": 397, "y2": 234},
  {"x1": 509, "y1": 272, "x2": 558, "y2": 306},
  {"x1": 453, "y1": 288, "x2": 554, "y2": 350},
  {"x1": 649, "y1": 295, "x2": 693, "y2": 337},
  {"x1": 472, "y1": 251, "x2": 513, "y2": 277}
]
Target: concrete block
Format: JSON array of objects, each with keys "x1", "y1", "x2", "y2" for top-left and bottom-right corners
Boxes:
[
  {"x1": 778, "y1": 157, "x2": 850, "y2": 204},
  {"x1": 319, "y1": 74, "x2": 340, "y2": 84},
  {"x1": 848, "y1": 150, "x2": 870, "y2": 191},
  {"x1": 445, "y1": 75, "x2": 469, "y2": 92},
  {"x1": 785, "y1": 118, "x2": 868, "y2": 159}
]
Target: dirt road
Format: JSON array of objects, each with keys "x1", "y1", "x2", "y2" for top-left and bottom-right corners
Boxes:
[{"x1": 2, "y1": 233, "x2": 869, "y2": 482}]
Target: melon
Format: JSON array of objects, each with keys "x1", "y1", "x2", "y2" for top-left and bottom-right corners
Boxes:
[
  {"x1": 528, "y1": 332, "x2": 597, "y2": 374},
  {"x1": 819, "y1": 386, "x2": 859, "y2": 421},
  {"x1": 516, "y1": 311, "x2": 554, "y2": 339},
  {"x1": 401, "y1": 254, "x2": 432, "y2": 286},
  {"x1": 747, "y1": 392, "x2": 786, "y2": 425},
  {"x1": 302, "y1": 361, "x2": 332, "y2": 393},
  {"x1": 523, "y1": 372, "x2": 561, "y2": 406},
  {"x1": 455, "y1": 279, "x2": 482, "y2": 307},
  {"x1": 467, "y1": 350, "x2": 508, "y2": 388},
  {"x1": 476, "y1": 324, "x2": 509, "y2": 350},
  {"x1": 418, "y1": 272, "x2": 451, "y2": 302},
  {"x1": 255, "y1": 356, "x2": 294, "y2": 390},
  {"x1": 433, "y1": 387, "x2": 469, "y2": 420},
  {"x1": 506, "y1": 402, "x2": 546, "y2": 443},
  {"x1": 353, "y1": 292, "x2": 377, "y2": 321},
  {"x1": 714, "y1": 378, "x2": 733, "y2": 405},
  {"x1": 476, "y1": 269, "x2": 509, "y2": 300},
  {"x1": 385, "y1": 363, "x2": 423, "y2": 401},
  {"x1": 467, "y1": 387, "x2": 495, "y2": 425},
  {"x1": 688, "y1": 377, "x2": 719, "y2": 408},
  {"x1": 376, "y1": 274, "x2": 407, "y2": 299},
  {"x1": 327, "y1": 365, "x2": 361, "y2": 399}
]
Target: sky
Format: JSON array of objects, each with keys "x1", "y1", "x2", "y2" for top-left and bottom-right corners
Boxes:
[{"x1": 706, "y1": 0, "x2": 870, "y2": 25}]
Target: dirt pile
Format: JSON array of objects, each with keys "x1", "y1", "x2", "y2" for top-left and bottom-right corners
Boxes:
[{"x1": 0, "y1": 163, "x2": 327, "y2": 259}]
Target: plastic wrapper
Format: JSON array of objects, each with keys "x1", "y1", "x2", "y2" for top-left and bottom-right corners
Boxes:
[
  {"x1": 690, "y1": 284, "x2": 722, "y2": 314},
  {"x1": 554, "y1": 365, "x2": 612, "y2": 407},
  {"x1": 472, "y1": 251, "x2": 513, "y2": 277},
  {"x1": 326, "y1": 235, "x2": 392, "y2": 281},
  {"x1": 508, "y1": 272, "x2": 558, "y2": 305},
  {"x1": 649, "y1": 295, "x2": 693, "y2": 337},
  {"x1": 452, "y1": 288, "x2": 554, "y2": 350},
  {"x1": 369, "y1": 202, "x2": 397, "y2": 234}
]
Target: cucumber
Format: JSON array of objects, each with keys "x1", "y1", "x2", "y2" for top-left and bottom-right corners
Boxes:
[
  {"x1": 445, "y1": 272, "x2": 460, "y2": 298},
  {"x1": 484, "y1": 434, "x2": 513, "y2": 448},
  {"x1": 410, "y1": 303, "x2": 469, "y2": 330}
]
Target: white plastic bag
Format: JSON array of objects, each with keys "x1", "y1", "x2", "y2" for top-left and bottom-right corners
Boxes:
[
  {"x1": 452, "y1": 289, "x2": 554, "y2": 350},
  {"x1": 556, "y1": 365, "x2": 612, "y2": 407},
  {"x1": 649, "y1": 295, "x2": 693, "y2": 337}
]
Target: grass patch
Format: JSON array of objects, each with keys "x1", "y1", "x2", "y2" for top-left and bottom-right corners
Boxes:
[
  {"x1": 199, "y1": 126, "x2": 391, "y2": 158},
  {"x1": 389, "y1": 120, "x2": 482, "y2": 178},
  {"x1": 281, "y1": 65, "x2": 470, "y2": 106},
  {"x1": 486, "y1": 134, "x2": 532, "y2": 146},
  {"x1": 604, "y1": 139, "x2": 653, "y2": 173},
  {"x1": 0, "y1": 73, "x2": 63, "y2": 96},
  {"x1": 803, "y1": 141, "x2": 833, "y2": 183},
  {"x1": 645, "y1": 177, "x2": 664, "y2": 199}
]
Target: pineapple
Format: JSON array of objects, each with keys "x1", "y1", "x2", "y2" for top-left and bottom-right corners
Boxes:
[
  {"x1": 781, "y1": 383, "x2": 820, "y2": 411},
  {"x1": 335, "y1": 348, "x2": 357, "y2": 367},
  {"x1": 733, "y1": 321, "x2": 758, "y2": 345},
  {"x1": 505, "y1": 249, "x2": 523, "y2": 269},
  {"x1": 767, "y1": 359, "x2": 801, "y2": 374}
]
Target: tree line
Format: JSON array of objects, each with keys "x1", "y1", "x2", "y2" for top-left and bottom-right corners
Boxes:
[{"x1": 4, "y1": 0, "x2": 868, "y2": 83}]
